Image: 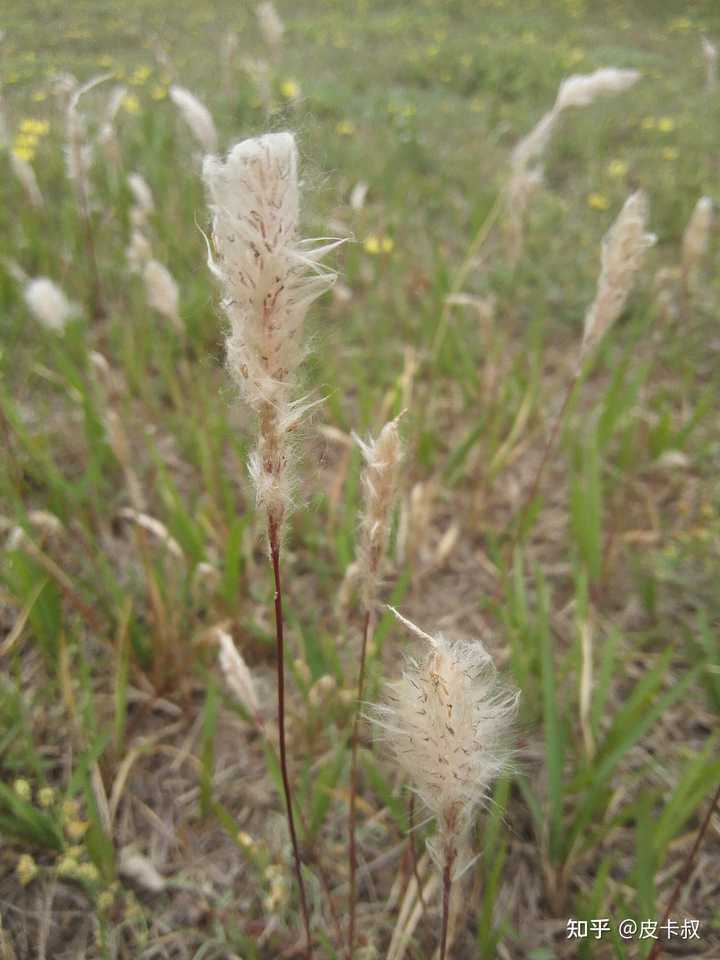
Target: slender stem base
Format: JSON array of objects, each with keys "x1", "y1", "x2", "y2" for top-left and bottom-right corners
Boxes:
[
  {"x1": 348, "y1": 609, "x2": 372, "y2": 958},
  {"x1": 269, "y1": 528, "x2": 313, "y2": 959},
  {"x1": 440, "y1": 852, "x2": 455, "y2": 960}
]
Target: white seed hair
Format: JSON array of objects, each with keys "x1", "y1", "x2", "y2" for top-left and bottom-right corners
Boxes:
[
  {"x1": 368, "y1": 608, "x2": 519, "y2": 878},
  {"x1": 203, "y1": 131, "x2": 339, "y2": 530},
  {"x1": 581, "y1": 190, "x2": 655, "y2": 359},
  {"x1": 169, "y1": 85, "x2": 218, "y2": 154},
  {"x1": 682, "y1": 195, "x2": 713, "y2": 288},
  {"x1": 24, "y1": 277, "x2": 79, "y2": 332},
  {"x1": 354, "y1": 416, "x2": 403, "y2": 609},
  {"x1": 144, "y1": 259, "x2": 181, "y2": 331},
  {"x1": 257, "y1": 1, "x2": 284, "y2": 55}
]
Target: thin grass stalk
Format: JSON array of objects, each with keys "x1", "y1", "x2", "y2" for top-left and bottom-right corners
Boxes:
[
  {"x1": 348, "y1": 607, "x2": 372, "y2": 958},
  {"x1": 646, "y1": 781, "x2": 720, "y2": 960},
  {"x1": 269, "y1": 527, "x2": 313, "y2": 959},
  {"x1": 440, "y1": 852, "x2": 455, "y2": 960}
]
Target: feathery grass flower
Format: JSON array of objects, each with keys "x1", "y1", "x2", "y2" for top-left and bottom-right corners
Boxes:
[
  {"x1": 24, "y1": 277, "x2": 79, "y2": 332},
  {"x1": 203, "y1": 131, "x2": 338, "y2": 533},
  {"x1": 369, "y1": 608, "x2": 519, "y2": 879},
  {"x1": 682, "y1": 196, "x2": 713, "y2": 291},
  {"x1": 581, "y1": 190, "x2": 655, "y2": 358},
  {"x1": 144, "y1": 259, "x2": 181, "y2": 332},
  {"x1": 169, "y1": 85, "x2": 217, "y2": 154}
]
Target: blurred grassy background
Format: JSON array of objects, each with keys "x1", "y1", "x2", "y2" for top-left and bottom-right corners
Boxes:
[{"x1": 0, "y1": 1, "x2": 719, "y2": 958}]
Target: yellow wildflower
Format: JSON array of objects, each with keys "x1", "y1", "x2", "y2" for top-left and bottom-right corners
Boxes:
[
  {"x1": 237, "y1": 831, "x2": 256, "y2": 850},
  {"x1": 658, "y1": 117, "x2": 675, "y2": 133},
  {"x1": 567, "y1": 47, "x2": 585, "y2": 66},
  {"x1": 32, "y1": 91, "x2": 47, "y2": 102},
  {"x1": 150, "y1": 85, "x2": 167, "y2": 101},
  {"x1": 123, "y1": 94, "x2": 141, "y2": 115},
  {"x1": 38, "y1": 786, "x2": 55, "y2": 808},
  {"x1": 381, "y1": 236, "x2": 394, "y2": 253},
  {"x1": 587, "y1": 193, "x2": 609, "y2": 211},
  {"x1": 13, "y1": 779, "x2": 31, "y2": 801},
  {"x1": 280, "y1": 79, "x2": 300, "y2": 100},
  {"x1": 65, "y1": 819, "x2": 89, "y2": 841},
  {"x1": 76, "y1": 862, "x2": 99, "y2": 884},
  {"x1": 336, "y1": 119, "x2": 356, "y2": 136},
  {"x1": 62, "y1": 799, "x2": 80, "y2": 822},
  {"x1": 57, "y1": 855, "x2": 79, "y2": 877},
  {"x1": 364, "y1": 234, "x2": 380, "y2": 254},
  {"x1": 130, "y1": 65, "x2": 151, "y2": 86},
  {"x1": 17, "y1": 854, "x2": 38, "y2": 887},
  {"x1": 607, "y1": 159, "x2": 628, "y2": 178},
  {"x1": 662, "y1": 147, "x2": 678, "y2": 161}
]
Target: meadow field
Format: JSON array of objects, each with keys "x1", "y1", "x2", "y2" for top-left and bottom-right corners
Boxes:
[{"x1": 1, "y1": 0, "x2": 719, "y2": 957}]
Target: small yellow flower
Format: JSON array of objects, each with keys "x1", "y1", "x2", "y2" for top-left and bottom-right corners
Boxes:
[
  {"x1": 38, "y1": 786, "x2": 55, "y2": 808},
  {"x1": 364, "y1": 234, "x2": 381, "y2": 254},
  {"x1": 336, "y1": 119, "x2": 356, "y2": 136},
  {"x1": 668, "y1": 17, "x2": 692, "y2": 33},
  {"x1": 14, "y1": 779, "x2": 31, "y2": 801},
  {"x1": 57, "y1": 855, "x2": 79, "y2": 877},
  {"x1": 607, "y1": 159, "x2": 628, "y2": 178},
  {"x1": 658, "y1": 117, "x2": 675, "y2": 133},
  {"x1": 381, "y1": 236, "x2": 394, "y2": 253},
  {"x1": 97, "y1": 889, "x2": 114, "y2": 911},
  {"x1": 587, "y1": 193, "x2": 609, "y2": 211},
  {"x1": 641, "y1": 116, "x2": 656, "y2": 130},
  {"x1": 567, "y1": 47, "x2": 585, "y2": 65},
  {"x1": 62, "y1": 799, "x2": 80, "y2": 822},
  {"x1": 76, "y1": 862, "x2": 99, "y2": 884},
  {"x1": 150, "y1": 85, "x2": 167, "y2": 101},
  {"x1": 130, "y1": 65, "x2": 151, "y2": 86},
  {"x1": 65, "y1": 818, "x2": 89, "y2": 841},
  {"x1": 662, "y1": 147, "x2": 678, "y2": 161},
  {"x1": 280, "y1": 79, "x2": 300, "y2": 100},
  {"x1": 17, "y1": 854, "x2": 38, "y2": 887},
  {"x1": 32, "y1": 90, "x2": 47, "y2": 102},
  {"x1": 123, "y1": 94, "x2": 141, "y2": 115}
]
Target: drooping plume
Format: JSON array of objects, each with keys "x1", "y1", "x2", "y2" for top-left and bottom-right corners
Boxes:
[
  {"x1": 97, "y1": 84, "x2": 127, "y2": 174},
  {"x1": 203, "y1": 131, "x2": 339, "y2": 532},
  {"x1": 169, "y1": 85, "x2": 218, "y2": 154},
  {"x1": 581, "y1": 190, "x2": 655, "y2": 359},
  {"x1": 369, "y1": 608, "x2": 518, "y2": 879}
]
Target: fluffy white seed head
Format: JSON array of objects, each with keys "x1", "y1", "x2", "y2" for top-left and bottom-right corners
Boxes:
[
  {"x1": 369, "y1": 609, "x2": 518, "y2": 878},
  {"x1": 257, "y1": 1, "x2": 284, "y2": 54},
  {"x1": 24, "y1": 277, "x2": 79, "y2": 332},
  {"x1": 11, "y1": 153, "x2": 44, "y2": 209},
  {"x1": 203, "y1": 132, "x2": 338, "y2": 529},
  {"x1": 554, "y1": 67, "x2": 640, "y2": 112},
  {"x1": 65, "y1": 75, "x2": 108, "y2": 202},
  {"x1": 512, "y1": 67, "x2": 640, "y2": 174},
  {"x1": 354, "y1": 417, "x2": 403, "y2": 609},
  {"x1": 682, "y1": 195, "x2": 713, "y2": 284},
  {"x1": 169, "y1": 85, "x2": 218, "y2": 154},
  {"x1": 144, "y1": 259, "x2": 181, "y2": 331},
  {"x1": 581, "y1": 190, "x2": 655, "y2": 358}
]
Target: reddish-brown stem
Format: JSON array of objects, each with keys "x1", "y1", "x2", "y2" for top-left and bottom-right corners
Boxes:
[
  {"x1": 440, "y1": 850, "x2": 455, "y2": 960},
  {"x1": 269, "y1": 528, "x2": 313, "y2": 960},
  {"x1": 75, "y1": 174, "x2": 104, "y2": 321},
  {"x1": 646, "y1": 781, "x2": 720, "y2": 960},
  {"x1": 348, "y1": 607, "x2": 371, "y2": 959}
]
